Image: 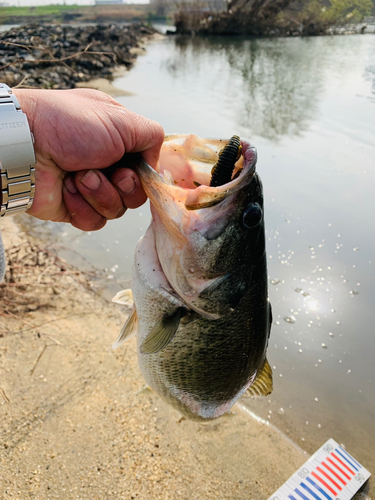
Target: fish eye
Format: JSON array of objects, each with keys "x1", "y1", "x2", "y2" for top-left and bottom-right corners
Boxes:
[{"x1": 242, "y1": 203, "x2": 262, "y2": 229}]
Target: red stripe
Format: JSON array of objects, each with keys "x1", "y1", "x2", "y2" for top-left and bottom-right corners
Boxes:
[
  {"x1": 316, "y1": 466, "x2": 342, "y2": 491},
  {"x1": 327, "y1": 456, "x2": 351, "y2": 481},
  {"x1": 322, "y1": 461, "x2": 347, "y2": 485},
  {"x1": 331, "y1": 452, "x2": 355, "y2": 475},
  {"x1": 311, "y1": 471, "x2": 337, "y2": 496}
]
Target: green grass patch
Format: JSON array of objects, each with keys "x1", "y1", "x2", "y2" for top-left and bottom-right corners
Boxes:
[
  {"x1": 0, "y1": 4, "x2": 159, "y2": 22},
  {"x1": 0, "y1": 4, "x2": 82, "y2": 17}
]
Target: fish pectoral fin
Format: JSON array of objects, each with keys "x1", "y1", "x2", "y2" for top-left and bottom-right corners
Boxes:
[
  {"x1": 243, "y1": 359, "x2": 273, "y2": 399},
  {"x1": 140, "y1": 307, "x2": 185, "y2": 354},
  {"x1": 112, "y1": 288, "x2": 133, "y2": 306},
  {"x1": 112, "y1": 306, "x2": 138, "y2": 349}
]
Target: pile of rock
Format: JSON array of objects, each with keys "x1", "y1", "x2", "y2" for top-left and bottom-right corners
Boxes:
[{"x1": 0, "y1": 23, "x2": 157, "y2": 89}]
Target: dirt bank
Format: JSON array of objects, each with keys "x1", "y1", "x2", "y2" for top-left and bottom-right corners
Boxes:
[
  {"x1": 0, "y1": 23, "x2": 159, "y2": 90},
  {"x1": 0, "y1": 214, "x2": 310, "y2": 499}
]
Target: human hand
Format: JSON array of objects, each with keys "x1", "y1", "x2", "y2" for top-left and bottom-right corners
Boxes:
[{"x1": 13, "y1": 88, "x2": 164, "y2": 231}]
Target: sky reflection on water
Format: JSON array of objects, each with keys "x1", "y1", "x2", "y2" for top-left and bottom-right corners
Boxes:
[{"x1": 33, "y1": 33, "x2": 375, "y2": 474}]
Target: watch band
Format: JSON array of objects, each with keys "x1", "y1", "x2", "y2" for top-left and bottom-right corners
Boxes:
[{"x1": 0, "y1": 83, "x2": 36, "y2": 217}]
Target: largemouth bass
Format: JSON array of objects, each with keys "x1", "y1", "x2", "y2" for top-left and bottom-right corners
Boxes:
[{"x1": 113, "y1": 134, "x2": 272, "y2": 421}]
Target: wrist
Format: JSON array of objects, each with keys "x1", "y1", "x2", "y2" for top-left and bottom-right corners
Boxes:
[
  {"x1": 0, "y1": 85, "x2": 36, "y2": 216},
  {"x1": 11, "y1": 89, "x2": 39, "y2": 140}
]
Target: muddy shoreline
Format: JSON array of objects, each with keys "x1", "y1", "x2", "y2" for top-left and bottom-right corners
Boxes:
[{"x1": 0, "y1": 23, "x2": 159, "y2": 90}]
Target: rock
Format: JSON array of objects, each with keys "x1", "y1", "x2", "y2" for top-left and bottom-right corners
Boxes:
[{"x1": 0, "y1": 23, "x2": 158, "y2": 89}]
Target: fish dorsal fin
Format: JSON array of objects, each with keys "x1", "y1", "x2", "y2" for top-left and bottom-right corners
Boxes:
[
  {"x1": 112, "y1": 288, "x2": 133, "y2": 306},
  {"x1": 140, "y1": 308, "x2": 185, "y2": 355},
  {"x1": 244, "y1": 359, "x2": 273, "y2": 398},
  {"x1": 112, "y1": 306, "x2": 138, "y2": 349}
]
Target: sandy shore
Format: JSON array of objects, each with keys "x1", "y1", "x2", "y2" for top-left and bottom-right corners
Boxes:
[
  {"x1": 0, "y1": 215, "x2": 310, "y2": 499},
  {"x1": 76, "y1": 76, "x2": 134, "y2": 97}
]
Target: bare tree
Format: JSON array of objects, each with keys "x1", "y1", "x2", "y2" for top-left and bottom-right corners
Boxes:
[
  {"x1": 228, "y1": 0, "x2": 295, "y2": 17},
  {"x1": 175, "y1": 0, "x2": 374, "y2": 35}
]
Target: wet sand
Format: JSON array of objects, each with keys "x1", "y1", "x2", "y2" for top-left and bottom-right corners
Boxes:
[{"x1": 0, "y1": 216, "x2": 309, "y2": 499}]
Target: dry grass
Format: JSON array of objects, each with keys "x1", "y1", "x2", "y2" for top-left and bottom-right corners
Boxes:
[{"x1": 0, "y1": 241, "x2": 94, "y2": 316}]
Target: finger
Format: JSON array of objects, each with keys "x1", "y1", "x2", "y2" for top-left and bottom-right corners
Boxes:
[
  {"x1": 74, "y1": 169, "x2": 126, "y2": 220},
  {"x1": 128, "y1": 114, "x2": 165, "y2": 170},
  {"x1": 63, "y1": 175, "x2": 107, "y2": 231},
  {"x1": 111, "y1": 168, "x2": 147, "y2": 209},
  {"x1": 114, "y1": 108, "x2": 165, "y2": 169}
]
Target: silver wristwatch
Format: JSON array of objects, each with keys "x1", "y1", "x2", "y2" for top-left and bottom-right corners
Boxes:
[{"x1": 0, "y1": 83, "x2": 36, "y2": 217}]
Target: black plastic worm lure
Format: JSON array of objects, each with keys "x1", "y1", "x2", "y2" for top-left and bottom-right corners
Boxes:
[{"x1": 209, "y1": 135, "x2": 242, "y2": 187}]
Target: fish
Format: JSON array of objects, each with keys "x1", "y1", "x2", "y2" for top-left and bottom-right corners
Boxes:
[{"x1": 113, "y1": 134, "x2": 272, "y2": 421}]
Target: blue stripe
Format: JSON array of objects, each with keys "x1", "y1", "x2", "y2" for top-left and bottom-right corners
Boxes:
[
  {"x1": 305, "y1": 477, "x2": 333, "y2": 500},
  {"x1": 338, "y1": 445, "x2": 361, "y2": 468},
  {"x1": 301, "y1": 482, "x2": 324, "y2": 500},
  {"x1": 289, "y1": 496, "x2": 298, "y2": 500},
  {"x1": 295, "y1": 488, "x2": 309, "y2": 500},
  {"x1": 335, "y1": 448, "x2": 359, "y2": 471}
]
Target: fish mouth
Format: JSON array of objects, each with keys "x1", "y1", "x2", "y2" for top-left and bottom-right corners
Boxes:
[
  {"x1": 133, "y1": 134, "x2": 257, "y2": 212},
  {"x1": 183, "y1": 139, "x2": 257, "y2": 210}
]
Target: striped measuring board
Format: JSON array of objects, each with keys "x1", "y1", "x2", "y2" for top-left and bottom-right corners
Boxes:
[{"x1": 268, "y1": 438, "x2": 371, "y2": 500}]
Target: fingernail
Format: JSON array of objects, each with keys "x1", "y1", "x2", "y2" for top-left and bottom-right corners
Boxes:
[
  {"x1": 81, "y1": 170, "x2": 101, "y2": 191},
  {"x1": 64, "y1": 176, "x2": 78, "y2": 194},
  {"x1": 117, "y1": 175, "x2": 136, "y2": 195}
]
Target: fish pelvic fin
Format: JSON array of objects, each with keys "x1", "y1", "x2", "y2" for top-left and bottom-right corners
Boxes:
[
  {"x1": 112, "y1": 306, "x2": 138, "y2": 349},
  {"x1": 140, "y1": 307, "x2": 186, "y2": 355},
  {"x1": 112, "y1": 288, "x2": 133, "y2": 307},
  {"x1": 243, "y1": 359, "x2": 273, "y2": 399}
]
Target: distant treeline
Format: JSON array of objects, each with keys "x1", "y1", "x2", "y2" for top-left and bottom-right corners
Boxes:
[{"x1": 174, "y1": 0, "x2": 375, "y2": 36}]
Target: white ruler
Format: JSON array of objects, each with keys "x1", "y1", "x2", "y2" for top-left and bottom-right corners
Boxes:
[{"x1": 268, "y1": 438, "x2": 371, "y2": 500}]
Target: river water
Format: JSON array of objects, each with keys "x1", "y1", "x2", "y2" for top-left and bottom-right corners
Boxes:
[{"x1": 30, "y1": 34, "x2": 375, "y2": 476}]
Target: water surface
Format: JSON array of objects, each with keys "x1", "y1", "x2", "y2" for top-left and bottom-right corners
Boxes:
[{"x1": 34, "y1": 34, "x2": 375, "y2": 476}]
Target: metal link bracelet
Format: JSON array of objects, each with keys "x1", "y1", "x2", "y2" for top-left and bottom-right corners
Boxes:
[{"x1": 0, "y1": 83, "x2": 36, "y2": 217}]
